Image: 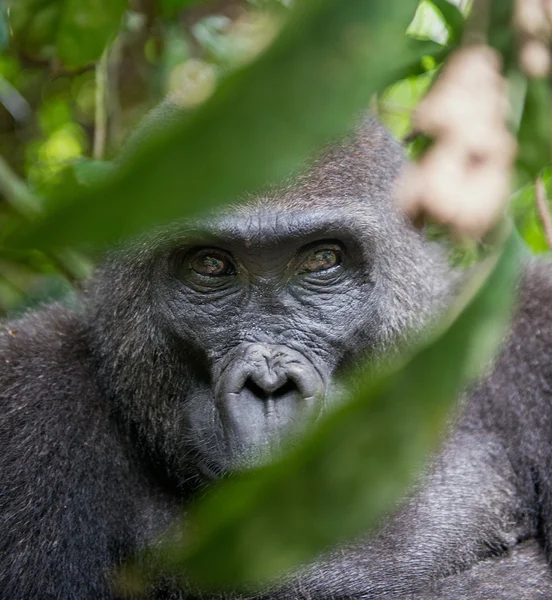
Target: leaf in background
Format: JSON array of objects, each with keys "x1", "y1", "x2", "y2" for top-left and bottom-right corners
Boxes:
[
  {"x1": 122, "y1": 231, "x2": 520, "y2": 590},
  {"x1": 426, "y1": 0, "x2": 464, "y2": 45},
  {"x1": 70, "y1": 159, "x2": 115, "y2": 186},
  {"x1": 396, "y1": 38, "x2": 449, "y2": 79},
  {"x1": 487, "y1": 0, "x2": 517, "y2": 69},
  {"x1": 10, "y1": 0, "x2": 421, "y2": 251},
  {"x1": 511, "y1": 169, "x2": 552, "y2": 254},
  {"x1": 517, "y1": 78, "x2": 552, "y2": 184},
  {"x1": 8, "y1": 0, "x2": 126, "y2": 69},
  {"x1": 161, "y1": 0, "x2": 207, "y2": 19}
]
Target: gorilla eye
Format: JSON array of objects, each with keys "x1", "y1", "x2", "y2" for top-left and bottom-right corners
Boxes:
[
  {"x1": 299, "y1": 245, "x2": 342, "y2": 274},
  {"x1": 190, "y1": 249, "x2": 236, "y2": 277}
]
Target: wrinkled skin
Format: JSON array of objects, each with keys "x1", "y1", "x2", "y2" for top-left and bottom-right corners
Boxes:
[{"x1": 1, "y1": 114, "x2": 552, "y2": 599}]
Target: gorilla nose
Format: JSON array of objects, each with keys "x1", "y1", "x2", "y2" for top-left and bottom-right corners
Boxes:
[
  {"x1": 238, "y1": 344, "x2": 315, "y2": 403},
  {"x1": 243, "y1": 371, "x2": 299, "y2": 402},
  {"x1": 215, "y1": 343, "x2": 326, "y2": 448},
  {"x1": 243, "y1": 344, "x2": 306, "y2": 400}
]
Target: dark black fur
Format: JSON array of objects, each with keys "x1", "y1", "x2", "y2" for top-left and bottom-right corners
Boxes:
[{"x1": 1, "y1": 114, "x2": 552, "y2": 599}]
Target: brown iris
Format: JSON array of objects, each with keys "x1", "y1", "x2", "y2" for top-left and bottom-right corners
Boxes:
[
  {"x1": 300, "y1": 247, "x2": 342, "y2": 273},
  {"x1": 190, "y1": 250, "x2": 235, "y2": 277}
]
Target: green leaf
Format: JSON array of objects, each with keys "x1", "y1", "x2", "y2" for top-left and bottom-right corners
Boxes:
[
  {"x1": 160, "y1": 0, "x2": 207, "y2": 18},
  {"x1": 517, "y1": 78, "x2": 552, "y2": 183},
  {"x1": 11, "y1": 0, "x2": 421, "y2": 251},
  {"x1": 426, "y1": 0, "x2": 464, "y2": 44},
  {"x1": 512, "y1": 169, "x2": 552, "y2": 254},
  {"x1": 487, "y1": 0, "x2": 517, "y2": 69},
  {"x1": 70, "y1": 159, "x2": 115, "y2": 186},
  {"x1": 8, "y1": 0, "x2": 126, "y2": 69},
  {"x1": 124, "y1": 231, "x2": 519, "y2": 590},
  {"x1": 395, "y1": 38, "x2": 449, "y2": 79}
]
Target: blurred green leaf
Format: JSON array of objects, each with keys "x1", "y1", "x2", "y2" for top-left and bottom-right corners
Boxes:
[
  {"x1": 161, "y1": 0, "x2": 207, "y2": 18},
  {"x1": 395, "y1": 38, "x2": 448, "y2": 79},
  {"x1": 517, "y1": 78, "x2": 552, "y2": 184},
  {"x1": 125, "y1": 230, "x2": 519, "y2": 590},
  {"x1": 488, "y1": 0, "x2": 516, "y2": 69},
  {"x1": 426, "y1": 0, "x2": 464, "y2": 44},
  {"x1": 70, "y1": 159, "x2": 115, "y2": 186},
  {"x1": 10, "y1": 0, "x2": 422, "y2": 251},
  {"x1": 512, "y1": 169, "x2": 552, "y2": 254},
  {"x1": 8, "y1": 0, "x2": 126, "y2": 69}
]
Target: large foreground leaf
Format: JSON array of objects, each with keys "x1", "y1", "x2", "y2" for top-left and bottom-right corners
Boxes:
[
  {"x1": 12, "y1": 0, "x2": 423, "y2": 251},
  {"x1": 125, "y1": 231, "x2": 520, "y2": 590}
]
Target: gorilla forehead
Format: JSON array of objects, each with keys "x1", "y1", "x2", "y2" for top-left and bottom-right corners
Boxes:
[{"x1": 183, "y1": 204, "x2": 381, "y2": 253}]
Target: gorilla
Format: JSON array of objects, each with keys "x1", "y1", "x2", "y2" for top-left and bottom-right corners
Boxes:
[{"x1": 1, "y1": 110, "x2": 552, "y2": 600}]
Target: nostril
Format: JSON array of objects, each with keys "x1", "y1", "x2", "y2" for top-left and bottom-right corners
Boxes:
[
  {"x1": 272, "y1": 379, "x2": 298, "y2": 399},
  {"x1": 243, "y1": 378, "x2": 269, "y2": 401},
  {"x1": 243, "y1": 376, "x2": 299, "y2": 401}
]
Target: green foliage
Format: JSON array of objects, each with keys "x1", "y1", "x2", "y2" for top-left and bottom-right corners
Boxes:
[
  {"x1": 7, "y1": 0, "x2": 126, "y2": 68},
  {"x1": 487, "y1": 0, "x2": 517, "y2": 68},
  {"x1": 161, "y1": 0, "x2": 207, "y2": 18},
  {"x1": 427, "y1": 0, "x2": 465, "y2": 44},
  {"x1": 517, "y1": 79, "x2": 552, "y2": 183},
  {"x1": 511, "y1": 170, "x2": 552, "y2": 254},
  {"x1": 10, "y1": 0, "x2": 422, "y2": 251}
]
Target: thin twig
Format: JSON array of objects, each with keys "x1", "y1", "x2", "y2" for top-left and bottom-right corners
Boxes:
[
  {"x1": 535, "y1": 177, "x2": 552, "y2": 251},
  {"x1": 94, "y1": 48, "x2": 110, "y2": 160}
]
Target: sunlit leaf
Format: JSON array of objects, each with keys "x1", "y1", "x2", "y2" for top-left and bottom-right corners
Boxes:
[
  {"x1": 8, "y1": 0, "x2": 126, "y2": 69},
  {"x1": 511, "y1": 169, "x2": 552, "y2": 254},
  {"x1": 427, "y1": 0, "x2": 464, "y2": 44},
  {"x1": 122, "y1": 230, "x2": 519, "y2": 590}
]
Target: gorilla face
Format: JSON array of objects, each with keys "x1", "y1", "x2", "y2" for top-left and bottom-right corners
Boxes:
[
  {"x1": 151, "y1": 207, "x2": 378, "y2": 473},
  {"x1": 87, "y1": 120, "x2": 451, "y2": 492}
]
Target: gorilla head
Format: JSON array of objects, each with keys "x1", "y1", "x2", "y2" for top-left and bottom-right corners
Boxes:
[{"x1": 86, "y1": 116, "x2": 450, "y2": 491}]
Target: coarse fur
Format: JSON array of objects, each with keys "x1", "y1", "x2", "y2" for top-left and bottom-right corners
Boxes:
[{"x1": 1, "y1": 110, "x2": 552, "y2": 599}]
